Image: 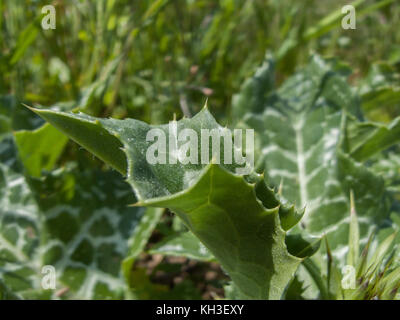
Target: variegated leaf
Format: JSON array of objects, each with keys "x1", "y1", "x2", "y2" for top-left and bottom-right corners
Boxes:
[
  {"x1": 233, "y1": 55, "x2": 390, "y2": 262},
  {"x1": 0, "y1": 132, "x2": 149, "y2": 299}
]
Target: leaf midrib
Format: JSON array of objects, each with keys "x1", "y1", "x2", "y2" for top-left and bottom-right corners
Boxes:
[{"x1": 294, "y1": 116, "x2": 308, "y2": 211}]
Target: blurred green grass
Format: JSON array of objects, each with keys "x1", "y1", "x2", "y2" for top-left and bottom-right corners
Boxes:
[{"x1": 1, "y1": 0, "x2": 400, "y2": 124}]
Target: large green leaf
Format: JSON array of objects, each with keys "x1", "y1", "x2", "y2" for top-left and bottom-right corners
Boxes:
[
  {"x1": 233, "y1": 55, "x2": 390, "y2": 261},
  {"x1": 24, "y1": 107, "x2": 127, "y2": 175},
  {"x1": 30, "y1": 107, "x2": 250, "y2": 199},
  {"x1": 141, "y1": 163, "x2": 303, "y2": 299},
  {"x1": 0, "y1": 133, "x2": 148, "y2": 299},
  {"x1": 30, "y1": 106, "x2": 315, "y2": 299}
]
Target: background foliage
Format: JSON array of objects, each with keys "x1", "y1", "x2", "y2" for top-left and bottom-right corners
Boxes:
[{"x1": 1, "y1": 0, "x2": 400, "y2": 299}]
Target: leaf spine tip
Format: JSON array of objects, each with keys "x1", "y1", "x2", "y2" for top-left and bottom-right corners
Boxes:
[
  {"x1": 203, "y1": 98, "x2": 209, "y2": 110},
  {"x1": 129, "y1": 202, "x2": 143, "y2": 207},
  {"x1": 21, "y1": 103, "x2": 34, "y2": 110}
]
